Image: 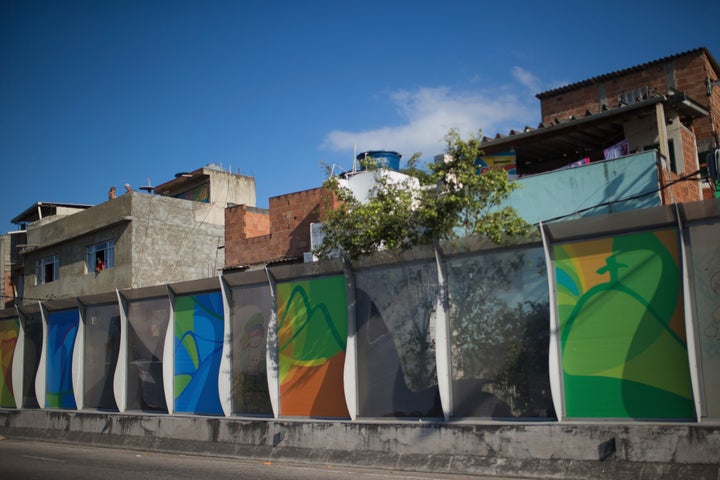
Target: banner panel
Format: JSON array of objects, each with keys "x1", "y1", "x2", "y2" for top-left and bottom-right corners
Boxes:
[
  {"x1": 277, "y1": 275, "x2": 349, "y2": 418},
  {"x1": 0, "y1": 316, "x2": 19, "y2": 408},
  {"x1": 46, "y1": 309, "x2": 79, "y2": 409},
  {"x1": 555, "y1": 230, "x2": 694, "y2": 419},
  {"x1": 173, "y1": 291, "x2": 224, "y2": 415}
]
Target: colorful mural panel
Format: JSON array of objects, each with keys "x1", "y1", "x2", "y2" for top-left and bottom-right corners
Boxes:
[
  {"x1": 277, "y1": 275, "x2": 349, "y2": 418},
  {"x1": 0, "y1": 316, "x2": 19, "y2": 408},
  {"x1": 174, "y1": 183, "x2": 210, "y2": 203},
  {"x1": 46, "y1": 309, "x2": 79, "y2": 409},
  {"x1": 554, "y1": 229, "x2": 694, "y2": 419},
  {"x1": 174, "y1": 291, "x2": 224, "y2": 415},
  {"x1": 688, "y1": 220, "x2": 720, "y2": 418},
  {"x1": 355, "y1": 261, "x2": 441, "y2": 418},
  {"x1": 447, "y1": 247, "x2": 554, "y2": 418},
  {"x1": 230, "y1": 283, "x2": 272, "y2": 415}
]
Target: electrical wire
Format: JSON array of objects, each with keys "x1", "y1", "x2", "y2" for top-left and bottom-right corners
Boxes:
[{"x1": 536, "y1": 169, "x2": 705, "y2": 225}]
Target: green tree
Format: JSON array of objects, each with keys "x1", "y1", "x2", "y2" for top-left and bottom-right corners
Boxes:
[{"x1": 315, "y1": 129, "x2": 531, "y2": 260}]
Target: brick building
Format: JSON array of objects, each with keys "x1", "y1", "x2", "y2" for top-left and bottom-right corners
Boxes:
[
  {"x1": 537, "y1": 47, "x2": 719, "y2": 157},
  {"x1": 481, "y1": 47, "x2": 720, "y2": 203},
  {"x1": 224, "y1": 187, "x2": 338, "y2": 268},
  {"x1": 538, "y1": 47, "x2": 719, "y2": 200}
]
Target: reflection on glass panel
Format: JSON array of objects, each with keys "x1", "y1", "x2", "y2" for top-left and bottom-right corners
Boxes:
[
  {"x1": 355, "y1": 261, "x2": 441, "y2": 418},
  {"x1": 174, "y1": 291, "x2": 224, "y2": 415},
  {"x1": 688, "y1": 220, "x2": 720, "y2": 418},
  {"x1": 22, "y1": 312, "x2": 42, "y2": 408},
  {"x1": 447, "y1": 247, "x2": 554, "y2": 419},
  {"x1": 84, "y1": 303, "x2": 120, "y2": 411},
  {"x1": 127, "y1": 297, "x2": 169, "y2": 412},
  {"x1": 0, "y1": 316, "x2": 19, "y2": 408},
  {"x1": 230, "y1": 283, "x2": 272, "y2": 415},
  {"x1": 46, "y1": 309, "x2": 79, "y2": 409}
]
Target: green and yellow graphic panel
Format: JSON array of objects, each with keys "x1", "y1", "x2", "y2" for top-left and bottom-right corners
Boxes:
[
  {"x1": 277, "y1": 275, "x2": 349, "y2": 418},
  {"x1": 554, "y1": 229, "x2": 694, "y2": 419},
  {"x1": 0, "y1": 316, "x2": 19, "y2": 408}
]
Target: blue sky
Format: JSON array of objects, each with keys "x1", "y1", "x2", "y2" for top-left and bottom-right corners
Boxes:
[{"x1": 1, "y1": 0, "x2": 719, "y2": 234}]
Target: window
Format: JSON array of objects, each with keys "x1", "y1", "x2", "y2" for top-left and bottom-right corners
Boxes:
[
  {"x1": 88, "y1": 240, "x2": 115, "y2": 273},
  {"x1": 36, "y1": 255, "x2": 59, "y2": 285}
]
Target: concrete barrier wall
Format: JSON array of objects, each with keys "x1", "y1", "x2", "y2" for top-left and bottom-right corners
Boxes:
[
  {"x1": 1, "y1": 200, "x2": 719, "y2": 425},
  {"x1": 1, "y1": 410, "x2": 719, "y2": 479}
]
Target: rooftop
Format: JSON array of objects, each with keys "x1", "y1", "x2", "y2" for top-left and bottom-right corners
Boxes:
[{"x1": 536, "y1": 47, "x2": 720, "y2": 99}]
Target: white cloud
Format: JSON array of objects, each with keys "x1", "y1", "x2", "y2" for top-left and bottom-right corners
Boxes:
[
  {"x1": 512, "y1": 66, "x2": 541, "y2": 94},
  {"x1": 321, "y1": 82, "x2": 536, "y2": 160}
]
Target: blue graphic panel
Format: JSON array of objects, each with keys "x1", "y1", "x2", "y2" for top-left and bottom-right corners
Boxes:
[
  {"x1": 46, "y1": 309, "x2": 79, "y2": 409},
  {"x1": 174, "y1": 291, "x2": 224, "y2": 414}
]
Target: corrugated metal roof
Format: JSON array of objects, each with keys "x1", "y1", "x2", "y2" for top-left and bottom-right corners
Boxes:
[
  {"x1": 536, "y1": 47, "x2": 719, "y2": 99},
  {"x1": 479, "y1": 91, "x2": 708, "y2": 174},
  {"x1": 11, "y1": 201, "x2": 93, "y2": 225}
]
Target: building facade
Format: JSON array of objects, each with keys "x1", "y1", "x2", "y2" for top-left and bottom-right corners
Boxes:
[
  {"x1": 224, "y1": 187, "x2": 338, "y2": 268},
  {"x1": 536, "y1": 47, "x2": 720, "y2": 199},
  {"x1": 15, "y1": 166, "x2": 256, "y2": 304}
]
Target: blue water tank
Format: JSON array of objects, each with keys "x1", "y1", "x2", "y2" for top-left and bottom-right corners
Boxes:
[{"x1": 356, "y1": 150, "x2": 401, "y2": 171}]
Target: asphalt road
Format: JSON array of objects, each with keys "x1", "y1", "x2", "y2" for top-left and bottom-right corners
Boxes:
[{"x1": 0, "y1": 437, "x2": 521, "y2": 480}]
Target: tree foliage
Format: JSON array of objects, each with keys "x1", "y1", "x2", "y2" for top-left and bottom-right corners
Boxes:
[{"x1": 315, "y1": 129, "x2": 531, "y2": 260}]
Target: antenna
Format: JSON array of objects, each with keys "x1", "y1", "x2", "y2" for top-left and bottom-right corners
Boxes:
[{"x1": 139, "y1": 177, "x2": 154, "y2": 194}]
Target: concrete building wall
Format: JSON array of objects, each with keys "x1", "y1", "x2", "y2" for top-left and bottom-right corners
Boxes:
[
  {"x1": 207, "y1": 168, "x2": 256, "y2": 208},
  {"x1": 507, "y1": 151, "x2": 663, "y2": 224},
  {"x1": 21, "y1": 192, "x2": 226, "y2": 301},
  {"x1": 128, "y1": 193, "x2": 225, "y2": 287}
]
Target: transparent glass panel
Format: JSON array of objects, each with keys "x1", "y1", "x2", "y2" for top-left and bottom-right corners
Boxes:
[
  {"x1": 688, "y1": 219, "x2": 720, "y2": 418},
  {"x1": 84, "y1": 303, "x2": 120, "y2": 410},
  {"x1": 22, "y1": 312, "x2": 42, "y2": 408},
  {"x1": 355, "y1": 261, "x2": 441, "y2": 418},
  {"x1": 230, "y1": 283, "x2": 272, "y2": 415},
  {"x1": 447, "y1": 247, "x2": 554, "y2": 419},
  {"x1": 127, "y1": 296, "x2": 169, "y2": 412}
]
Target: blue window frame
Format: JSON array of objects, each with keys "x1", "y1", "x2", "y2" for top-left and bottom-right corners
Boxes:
[{"x1": 88, "y1": 240, "x2": 114, "y2": 273}]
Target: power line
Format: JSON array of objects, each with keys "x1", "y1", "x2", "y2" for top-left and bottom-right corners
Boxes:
[{"x1": 537, "y1": 169, "x2": 704, "y2": 225}]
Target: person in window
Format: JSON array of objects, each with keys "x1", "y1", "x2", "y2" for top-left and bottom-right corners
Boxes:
[{"x1": 95, "y1": 257, "x2": 105, "y2": 273}]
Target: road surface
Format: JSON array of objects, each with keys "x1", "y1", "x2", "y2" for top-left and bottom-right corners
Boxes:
[{"x1": 0, "y1": 437, "x2": 523, "y2": 480}]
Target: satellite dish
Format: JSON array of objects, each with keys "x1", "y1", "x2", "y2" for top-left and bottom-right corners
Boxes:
[{"x1": 139, "y1": 177, "x2": 154, "y2": 194}]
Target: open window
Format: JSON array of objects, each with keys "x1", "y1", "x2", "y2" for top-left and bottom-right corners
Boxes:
[
  {"x1": 88, "y1": 240, "x2": 114, "y2": 273},
  {"x1": 35, "y1": 255, "x2": 59, "y2": 285}
]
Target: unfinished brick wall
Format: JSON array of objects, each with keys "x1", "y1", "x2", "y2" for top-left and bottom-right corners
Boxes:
[
  {"x1": 225, "y1": 187, "x2": 338, "y2": 268},
  {"x1": 224, "y1": 205, "x2": 270, "y2": 268},
  {"x1": 539, "y1": 50, "x2": 719, "y2": 151}
]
